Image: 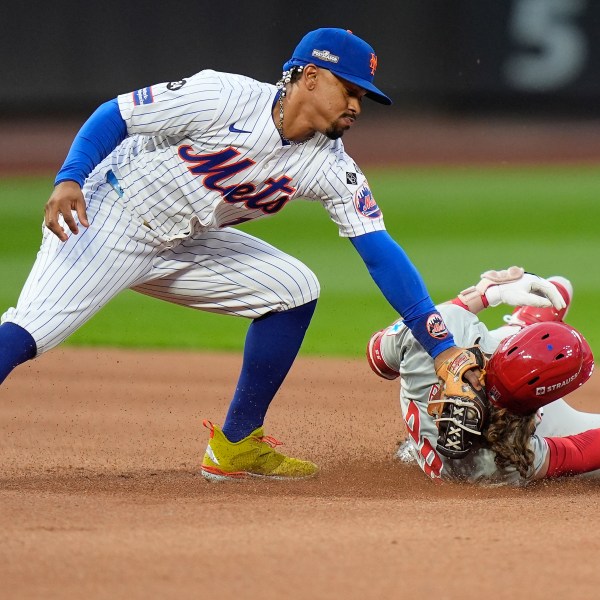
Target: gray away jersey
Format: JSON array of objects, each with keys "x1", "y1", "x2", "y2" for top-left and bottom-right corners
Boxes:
[{"x1": 379, "y1": 304, "x2": 548, "y2": 485}]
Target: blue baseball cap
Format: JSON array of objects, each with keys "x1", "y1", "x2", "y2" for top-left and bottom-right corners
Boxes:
[{"x1": 283, "y1": 28, "x2": 392, "y2": 105}]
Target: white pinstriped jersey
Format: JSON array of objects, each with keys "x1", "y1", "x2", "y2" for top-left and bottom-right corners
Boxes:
[{"x1": 94, "y1": 69, "x2": 386, "y2": 242}]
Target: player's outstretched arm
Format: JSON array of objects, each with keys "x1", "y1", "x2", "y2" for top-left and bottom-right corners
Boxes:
[
  {"x1": 351, "y1": 231, "x2": 487, "y2": 396},
  {"x1": 350, "y1": 230, "x2": 455, "y2": 358}
]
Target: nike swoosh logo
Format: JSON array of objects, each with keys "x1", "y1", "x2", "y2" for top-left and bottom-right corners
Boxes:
[{"x1": 229, "y1": 122, "x2": 252, "y2": 134}]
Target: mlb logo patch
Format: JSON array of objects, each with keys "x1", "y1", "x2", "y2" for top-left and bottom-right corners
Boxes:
[
  {"x1": 354, "y1": 183, "x2": 381, "y2": 218},
  {"x1": 133, "y1": 86, "x2": 154, "y2": 106},
  {"x1": 387, "y1": 320, "x2": 403, "y2": 335}
]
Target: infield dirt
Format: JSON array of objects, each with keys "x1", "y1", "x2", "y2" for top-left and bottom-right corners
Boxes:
[
  {"x1": 1, "y1": 348, "x2": 599, "y2": 599},
  {"x1": 1, "y1": 115, "x2": 600, "y2": 598}
]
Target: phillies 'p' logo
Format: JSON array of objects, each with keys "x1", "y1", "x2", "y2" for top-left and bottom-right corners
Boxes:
[{"x1": 369, "y1": 53, "x2": 378, "y2": 76}]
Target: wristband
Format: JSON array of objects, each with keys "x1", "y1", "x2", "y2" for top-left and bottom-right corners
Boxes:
[
  {"x1": 403, "y1": 310, "x2": 456, "y2": 358},
  {"x1": 457, "y1": 266, "x2": 525, "y2": 312},
  {"x1": 457, "y1": 285, "x2": 489, "y2": 313}
]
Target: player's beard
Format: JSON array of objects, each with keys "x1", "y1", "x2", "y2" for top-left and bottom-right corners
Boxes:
[{"x1": 325, "y1": 113, "x2": 356, "y2": 140}]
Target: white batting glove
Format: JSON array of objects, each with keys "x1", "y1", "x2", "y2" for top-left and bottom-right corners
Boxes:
[
  {"x1": 484, "y1": 272, "x2": 567, "y2": 308},
  {"x1": 457, "y1": 266, "x2": 567, "y2": 313}
]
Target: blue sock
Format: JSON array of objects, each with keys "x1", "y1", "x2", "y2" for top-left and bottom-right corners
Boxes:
[
  {"x1": 0, "y1": 322, "x2": 37, "y2": 384},
  {"x1": 222, "y1": 299, "x2": 317, "y2": 442}
]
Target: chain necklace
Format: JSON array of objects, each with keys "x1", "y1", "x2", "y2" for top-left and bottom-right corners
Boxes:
[{"x1": 277, "y1": 93, "x2": 315, "y2": 146}]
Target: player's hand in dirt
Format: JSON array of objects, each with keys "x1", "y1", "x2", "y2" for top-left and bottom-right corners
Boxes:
[{"x1": 44, "y1": 181, "x2": 89, "y2": 242}]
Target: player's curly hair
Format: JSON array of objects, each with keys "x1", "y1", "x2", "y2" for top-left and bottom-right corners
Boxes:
[{"x1": 484, "y1": 407, "x2": 537, "y2": 478}]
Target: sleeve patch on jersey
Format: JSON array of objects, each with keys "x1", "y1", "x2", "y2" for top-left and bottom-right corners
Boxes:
[
  {"x1": 346, "y1": 172, "x2": 357, "y2": 185},
  {"x1": 167, "y1": 79, "x2": 187, "y2": 91},
  {"x1": 133, "y1": 87, "x2": 154, "y2": 106},
  {"x1": 354, "y1": 183, "x2": 381, "y2": 219},
  {"x1": 386, "y1": 320, "x2": 403, "y2": 335},
  {"x1": 426, "y1": 313, "x2": 449, "y2": 339}
]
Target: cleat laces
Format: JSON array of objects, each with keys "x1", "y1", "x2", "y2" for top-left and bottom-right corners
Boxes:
[{"x1": 255, "y1": 434, "x2": 283, "y2": 448}]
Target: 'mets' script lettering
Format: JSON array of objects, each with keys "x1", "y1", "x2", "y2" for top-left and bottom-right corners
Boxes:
[{"x1": 178, "y1": 145, "x2": 296, "y2": 214}]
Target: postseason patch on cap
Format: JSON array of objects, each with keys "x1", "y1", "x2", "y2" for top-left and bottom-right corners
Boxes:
[
  {"x1": 354, "y1": 183, "x2": 381, "y2": 218},
  {"x1": 133, "y1": 87, "x2": 154, "y2": 106},
  {"x1": 311, "y1": 49, "x2": 339, "y2": 63}
]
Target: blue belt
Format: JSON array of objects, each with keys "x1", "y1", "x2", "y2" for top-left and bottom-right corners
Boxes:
[{"x1": 106, "y1": 170, "x2": 124, "y2": 197}]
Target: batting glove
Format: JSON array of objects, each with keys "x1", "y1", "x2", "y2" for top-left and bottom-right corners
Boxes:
[{"x1": 457, "y1": 267, "x2": 567, "y2": 313}]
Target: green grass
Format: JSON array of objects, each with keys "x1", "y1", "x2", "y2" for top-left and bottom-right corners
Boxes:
[{"x1": 1, "y1": 165, "x2": 599, "y2": 356}]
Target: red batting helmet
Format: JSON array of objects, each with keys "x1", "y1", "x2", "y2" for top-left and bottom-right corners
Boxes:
[{"x1": 486, "y1": 322, "x2": 594, "y2": 415}]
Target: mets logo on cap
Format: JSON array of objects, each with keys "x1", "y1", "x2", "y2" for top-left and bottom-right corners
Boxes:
[
  {"x1": 369, "y1": 53, "x2": 378, "y2": 75},
  {"x1": 354, "y1": 182, "x2": 381, "y2": 218}
]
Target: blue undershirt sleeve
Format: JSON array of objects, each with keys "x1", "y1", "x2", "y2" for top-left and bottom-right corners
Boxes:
[
  {"x1": 350, "y1": 230, "x2": 455, "y2": 358},
  {"x1": 54, "y1": 98, "x2": 127, "y2": 187}
]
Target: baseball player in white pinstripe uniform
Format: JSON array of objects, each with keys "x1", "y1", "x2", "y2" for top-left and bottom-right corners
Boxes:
[{"x1": 0, "y1": 28, "x2": 561, "y2": 480}]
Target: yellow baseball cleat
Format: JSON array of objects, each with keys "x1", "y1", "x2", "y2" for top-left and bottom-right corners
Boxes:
[{"x1": 201, "y1": 420, "x2": 319, "y2": 481}]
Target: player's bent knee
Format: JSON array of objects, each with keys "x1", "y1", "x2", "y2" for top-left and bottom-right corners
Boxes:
[
  {"x1": 273, "y1": 260, "x2": 320, "y2": 310},
  {"x1": 293, "y1": 270, "x2": 320, "y2": 308}
]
